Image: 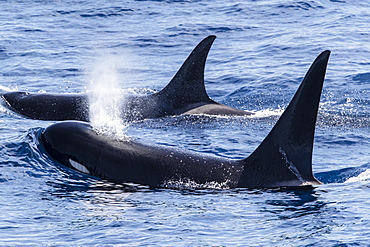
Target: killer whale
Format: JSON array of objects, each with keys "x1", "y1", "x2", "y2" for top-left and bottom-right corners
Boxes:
[
  {"x1": 40, "y1": 50, "x2": 330, "y2": 189},
  {"x1": 1, "y1": 36, "x2": 252, "y2": 122}
]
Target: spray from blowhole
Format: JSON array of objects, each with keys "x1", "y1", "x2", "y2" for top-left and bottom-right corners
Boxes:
[{"x1": 87, "y1": 52, "x2": 129, "y2": 140}]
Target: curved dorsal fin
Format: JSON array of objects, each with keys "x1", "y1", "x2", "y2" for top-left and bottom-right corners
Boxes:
[
  {"x1": 238, "y1": 50, "x2": 331, "y2": 188},
  {"x1": 156, "y1": 35, "x2": 216, "y2": 108}
]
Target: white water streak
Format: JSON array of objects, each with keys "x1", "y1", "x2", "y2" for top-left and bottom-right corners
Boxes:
[
  {"x1": 249, "y1": 108, "x2": 284, "y2": 118},
  {"x1": 278, "y1": 147, "x2": 306, "y2": 183},
  {"x1": 345, "y1": 169, "x2": 370, "y2": 183}
]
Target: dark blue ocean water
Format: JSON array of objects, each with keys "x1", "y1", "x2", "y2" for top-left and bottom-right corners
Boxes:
[{"x1": 1, "y1": 0, "x2": 370, "y2": 246}]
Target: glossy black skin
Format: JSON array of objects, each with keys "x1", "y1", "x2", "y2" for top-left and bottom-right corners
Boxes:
[
  {"x1": 1, "y1": 92, "x2": 89, "y2": 121},
  {"x1": 41, "y1": 121, "x2": 244, "y2": 188},
  {"x1": 1, "y1": 36, "x2": 252, "y2": 122},
  {"x1": 40, "y1": 51, "x2": 330, "y2": 189}
]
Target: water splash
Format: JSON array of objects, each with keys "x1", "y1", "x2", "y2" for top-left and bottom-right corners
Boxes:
[
  {"x1": 345, "y1": 169, "x2": 370, "y2": 183},
  {"x1": 161, "y1": 177, "x2": 232, "y2": 190},
  {"x1": 86, "y1": 52, "x2": 128, "y2": 139},
  {"x1": 250, "y1": 108, "x2": 284, "y2": 118},
  {"x1": 0, "y1": 84, "x2": 17, "y2": 92}
]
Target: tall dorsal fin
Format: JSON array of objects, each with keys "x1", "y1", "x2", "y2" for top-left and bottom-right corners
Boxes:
[
  {"x1": 156, "y1": 35, "x2": 216, "y2": 108},
  {"x1": 238, "y1": 50, "x2": 331, "y2": 188}
]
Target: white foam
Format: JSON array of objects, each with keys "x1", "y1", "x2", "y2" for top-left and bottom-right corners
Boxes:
[
  {"x1": 345, "y1": 169, "x2": 370, "y2": 183},
  {"x1": 249, "y1": 108, "x2": 284, "y2": 118},
  {"x1": 0, "y1": 105, "x2": 7, "y2": 115},
  {"x1": 0, "y1": 84, "x2": 17, "y2": 92},
  {"x1": 161, "y1": 177, "x2": 232, "y2": 190}
]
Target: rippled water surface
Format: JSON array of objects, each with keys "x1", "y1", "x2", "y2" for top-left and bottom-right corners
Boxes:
[{"x1": 1, "y1": 0, "x2": 370, "y2": 246}]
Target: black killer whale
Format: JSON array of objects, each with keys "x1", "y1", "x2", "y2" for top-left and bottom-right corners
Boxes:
[
  {"x1": 40, "y1": 50, "x2": 330, "y2": 189},
  {"x1": 1, "y1": 36, "x2": 252, "y2": 122}
]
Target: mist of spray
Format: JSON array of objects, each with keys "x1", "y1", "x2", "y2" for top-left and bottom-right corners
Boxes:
[{"x1": 87, "y1": 53, "x2": 127, "y2": 139}]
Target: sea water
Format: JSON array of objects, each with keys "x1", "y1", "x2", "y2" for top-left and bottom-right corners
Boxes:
[{"x1": 1, "y1": 0, "x2": 370, "y2": 246}]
